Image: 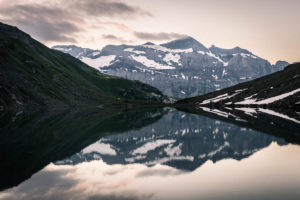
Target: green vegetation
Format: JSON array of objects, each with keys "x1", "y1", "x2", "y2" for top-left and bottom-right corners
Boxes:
[{"x1": 0, "y1": 22, "x2": 168, "y2": 110}]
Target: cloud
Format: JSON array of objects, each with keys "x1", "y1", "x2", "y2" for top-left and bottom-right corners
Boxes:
[
  {"x1": 136, "y1": 168, "x2": 184, "y2": 178},
  {"x1": 3, "y1": 166, "x2": 153, "y2": 200},
  {"x1": 15, "y1": 18, "x2": 79, "y2": 43},
  {"x1": 0, "y1": 4, "x2": 81, "y2": 42},
  {"x1": 87, "y1": 193, "x2": 153, "y2": 200},
  {"x1": 134, "y1": 32, "x2": 188, "y2": 41},
  {"x1": 71, "y1": 0, "x2": 153, "y2": 18},
  {"x1": 102, "y1": 34, "x2": 120, "y2": 40},
  {"x1": 0, "y1": 0, "x2": 152, "y2": 43},
  {"x1": 100, "y1": 21, "x2": 132, "y2": 31},
  {"x1": 102, "y1": 34, "x2": 136, "y2": 44}
]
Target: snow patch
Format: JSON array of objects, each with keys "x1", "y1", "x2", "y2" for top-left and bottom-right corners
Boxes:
[
  {"x1": 82, "y1": 141, "x2": 117, "y2": 155},
  {"x1": 164, "y1": 143, "x2": 182, "y2": 157},
  {"x1": 131, "y1": 55, "x2": 175, "y2": 70},
  {"x1": 206, "y1": 51, "x2": 228, "y2": 66},
  {"x1": 92, "y1": 51, "x2": 101, "y2": 56},
  {"x1": 125, "y1": 155, "x2": 147, "y2": 163},
  {"x1": 199, "y1": 89, "x2": 246, "y2": 105},
  {"x1": 207, "y1": 142, "x2": 230, "y2": 157},
  {"x1": 235, "y1": 94, "x2": 258, "y2": 105},
  {"x1": 240, "y1": 53, "x2": 258, "y2": 59},
  {"x1": 81, "y1": 55, "x2": 116, "y2": 69},
  {"x1": 235, "y1": 107, "x2": 257, "y2": 116},
  {"x1": 258, "y1": 108, "x2": 300, "y2": 124},
  {"x1": 181, "y1": 73, "x2": 186, "y2": 80},
  {"x1": 222, "y1": 68, "x2": 227, "y2": 76},
  {"x1": 132, "y1": 139, "x2": 176, "y2": 155},
  {"x1": 236, "y1": 88, "x2": 300, "y2": 105},
  {"x1": 163, "y1": 53, "x2": 181, "y2": 65},
  {"x1": 124, "y1": 48, "x2": 145, "y2": 54},
  {"x1": 143, "y1": 44, "x2": 193, "y2": 53},
  {"x1": 198, "y1": 107, "x2": 229, "y2": 118},
  {"x1": 197, "y1": 50, "x2": 205, "y2": 55},
  {"x1": 53, "y1": 47, "x2": 68, "y2": 51},
  {"x1": 145, "y1": 156, "x2": 194, "y2": 165},
  {"x1": 233, "y1": 53, "x2": 258, "y2": 59},
  {"x1": 255, "y1": 88, "x2": 300, "y2": 104},
  {"x1": 198, "y1": 154, "x2": 206, "y2": 159},
  {"x1": 212, "y1": 74, "x2": 218, "y2": 80}
]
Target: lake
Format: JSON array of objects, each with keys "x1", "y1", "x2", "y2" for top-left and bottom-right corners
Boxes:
[{"x1": 0, "y1": 107, "x2": 300, "y2": 200}]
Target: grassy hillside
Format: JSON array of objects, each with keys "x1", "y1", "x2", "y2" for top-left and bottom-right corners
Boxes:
[
  {"x1": 177, "y1": 63, "x2": 300, "y2": 109},
  {"x1": 0, "y1": 22, "x2": 168, "y2": 110}
]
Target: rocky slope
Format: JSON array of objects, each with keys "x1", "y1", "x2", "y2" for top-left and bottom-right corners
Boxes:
[
  {"x1": 53, "y1": 37, "x2": 289, "y2": 98},
  {"x1": 177, "y1": 63, "x2": 300, "y2": 109},
  {"x1": 0, "y1": 22, "x2": 169, "y2": 111}
]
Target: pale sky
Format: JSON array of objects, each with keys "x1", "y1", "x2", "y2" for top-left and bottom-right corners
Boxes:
[{"x1": 0, "y1": 0, "x2": 299, "y2": 64}]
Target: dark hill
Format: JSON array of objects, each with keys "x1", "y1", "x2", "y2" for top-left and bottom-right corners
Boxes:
[
  {"x1": 176, "y1": 63, "x2": 300, "y2": 110},
  {"x1": 0, "y1": 22, "x2": 168, "y2": 111}
]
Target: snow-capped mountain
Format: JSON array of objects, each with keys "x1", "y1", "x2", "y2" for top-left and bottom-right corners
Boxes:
[
  {"x1": 52, "y1": 45, "x2": 101, "y2": 59},
  {"x1": 53, "y1": 37, "x2": 289, "y2": 98},
  {"x1": 55, "y1": 111, "x2": 286, "y2": 171}
]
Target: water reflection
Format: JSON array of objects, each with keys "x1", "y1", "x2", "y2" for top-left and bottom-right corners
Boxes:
[
  {"x1": 0, "y1": 107, "x2": 300, "y2": 200},
  {"x1": 0, "y1": 107, "x2": 166, "y2": 190},
  {"x1": 2, "y1": 143, "x2": 300, "y2": 200},
  {"x1": 56, "y1": 111, "x2": 286, "y2": 171}
]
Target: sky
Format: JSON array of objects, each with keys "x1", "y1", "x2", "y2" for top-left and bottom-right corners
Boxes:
[{"x1": 0, "y1": 0, "x2": 299, "y2": 64}]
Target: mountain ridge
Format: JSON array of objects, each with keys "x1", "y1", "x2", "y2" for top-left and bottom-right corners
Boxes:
[
  {"x1": 53, "y1": 39, "x2": 289, "y2": 98},
  {"x1": 161, "y1": 36, "x2": 209, "y2": 51}
]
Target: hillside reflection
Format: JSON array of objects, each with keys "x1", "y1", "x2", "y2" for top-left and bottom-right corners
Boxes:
[{"x1": 1, "y1": 107, "x2": 300, "y2": 200}]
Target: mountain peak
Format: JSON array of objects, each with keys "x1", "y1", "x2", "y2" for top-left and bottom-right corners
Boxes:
[
  {"x1": 52, "y1": 44, "x2": 78, "y2": 48},
  {"x1": 52, "y1": 44, "x2": 100, "y2": 59},
  {"x1": 275, "y1": 60, "x2": 289, "y2": 65},
  {"x1": 177, "y1": 36, "x2": 197, "y2": 42},
  {"x1": 209, "y1": 45, "x2": 252, "y2": 55},
  {"x1": 161, "y1": 36, "x2": 208, "y2": 51},
  {"x1": 143, "y1": 42, "x2": 155, "y2": 45},
  {"x1": 272, "y1": 60, "x2": 289, "y2": 71}
]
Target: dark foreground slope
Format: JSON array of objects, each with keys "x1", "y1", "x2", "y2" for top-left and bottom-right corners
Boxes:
[
  {"x1": 177, "y1": 63, "x2": 300, "y2": 109},
  {"x1": 0, "y1": 107, "x2": 166, "y2": 191},
  {"x1": 0, "y1": 22, "x2": 168, "y2": 111}
]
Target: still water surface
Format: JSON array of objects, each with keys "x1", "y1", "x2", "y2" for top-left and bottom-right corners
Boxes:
[{"x1": 0, "y1": 108, "x2": 300, "y2": 200}]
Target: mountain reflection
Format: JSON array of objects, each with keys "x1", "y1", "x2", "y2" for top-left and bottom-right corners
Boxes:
[{"x1": 56, "y1": 110, "x2": 286, "y2": 171}]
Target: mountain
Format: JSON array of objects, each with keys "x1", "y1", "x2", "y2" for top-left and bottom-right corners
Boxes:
[
  {"x1": 52, "y1": 45, "x2": 101, "y2": 59},
  {"x1": 176, "y1": 63, "x2": 300, "y2": 109},
  {"x1": 0, "y1": 22, "x2": 169, "y2": 111},
  {"x1": 53, "y1": 37, "x2": 289, "y2": 98},
  {"x1": 273, "y1": 60, "x2": 290, "y2": 71}
]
